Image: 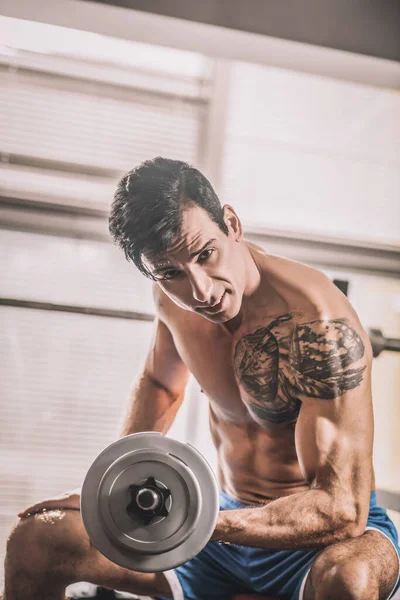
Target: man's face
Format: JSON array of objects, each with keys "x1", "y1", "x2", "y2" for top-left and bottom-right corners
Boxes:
[{"x1": 142, "y1": 205, "x2": 246, "y2": 323}]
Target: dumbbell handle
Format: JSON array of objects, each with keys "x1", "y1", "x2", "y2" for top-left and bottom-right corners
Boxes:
[
  {"x1": 368, "y1": 328, "x2": 400, "y2": 358},
  {"x1": 136, "y1": 488, "x2": 161, "y2": 511}
]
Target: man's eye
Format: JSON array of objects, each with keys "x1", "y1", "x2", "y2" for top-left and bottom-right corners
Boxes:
[
  {"x1": 198, "y1": 249, "x2": 214, "y2": 262},
  {"x1": 162, "y1": 270, "x2": 180, "y2": 281}
]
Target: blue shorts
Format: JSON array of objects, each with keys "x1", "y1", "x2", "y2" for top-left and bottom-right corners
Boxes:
[{"x1": 161, "y1": 490, "x2": 400, "y2": 600}]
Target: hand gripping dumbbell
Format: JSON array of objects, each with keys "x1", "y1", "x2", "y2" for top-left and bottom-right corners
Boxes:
[{"x1": 81, "y1": 433, "x2": 219, "y2": 572}]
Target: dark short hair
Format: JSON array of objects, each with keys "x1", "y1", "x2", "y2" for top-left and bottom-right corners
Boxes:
[{"x1": 109, "y1": 157, "x2": 228, "y2": 278}]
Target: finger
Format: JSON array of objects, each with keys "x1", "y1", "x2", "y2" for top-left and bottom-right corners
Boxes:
[
  {"x1": 18, "y1": 506, "x2": 38, "y2": 517},
  {"x1": 18, "y1": 500, "x2": 79, "y2": 517},
  {"x1": 18, "y1": 502, "x2": 53, "y2": 517},
  {"x1": 18, "y1": 506, "x2": 44, "y2": 517}
]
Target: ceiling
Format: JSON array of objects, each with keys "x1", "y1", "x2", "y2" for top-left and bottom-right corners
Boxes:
[
  {"x1": 1, "y1": 0, "x2": 399, "y2": 89},
  {"x1": 86, "y1": 0, "x2": 400, "y2": 61}
]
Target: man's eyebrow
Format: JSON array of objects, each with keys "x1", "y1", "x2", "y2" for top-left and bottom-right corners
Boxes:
[
  {"x1": 154, "y1": 239, "x2": 216, "y2": 272},
  {"x1": 189, "y1": 238, "x2": 216, "y2": 260}
]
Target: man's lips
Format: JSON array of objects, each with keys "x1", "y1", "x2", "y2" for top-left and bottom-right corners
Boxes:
[{"x1": 198, "y1": 291, "x2": 226, "y2": 313}]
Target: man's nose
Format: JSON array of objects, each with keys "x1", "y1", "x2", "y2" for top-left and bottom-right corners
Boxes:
[{"x1": 189, "y1": 270, "x2": 213, "y2": 303}]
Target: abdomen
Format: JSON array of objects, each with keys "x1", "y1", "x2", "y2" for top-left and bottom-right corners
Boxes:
[{"x1": 209, "y1": 410, "x2": 310, "y2": 503}]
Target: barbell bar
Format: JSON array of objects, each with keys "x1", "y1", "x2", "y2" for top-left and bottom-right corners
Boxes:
[{"x1": 367, "y1": 328, "x2": 400, "y2": 359}]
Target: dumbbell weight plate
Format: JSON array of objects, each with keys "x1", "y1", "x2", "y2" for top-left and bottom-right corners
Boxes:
[{"x1": 81, "y1": 432, "x2": 219, "y2": 572}]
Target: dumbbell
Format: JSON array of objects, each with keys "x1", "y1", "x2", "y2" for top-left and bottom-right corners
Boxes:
[{"x1": 81, "y1": 433, "x2": 219, "y2": 572}]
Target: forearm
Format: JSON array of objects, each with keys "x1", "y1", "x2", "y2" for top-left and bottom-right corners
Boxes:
[
  {"x1": 213, "y1": 488, "x2": 357, "y2": 550},
  {"x1": 120, "y1": 371, "x2": 183, "y2": 437}
]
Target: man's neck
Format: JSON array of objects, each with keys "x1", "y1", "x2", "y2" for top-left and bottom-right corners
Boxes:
[
  {"x1": 222, "y1": 244, "x2": 263, "y2": 335},
  {"x1": 242, "y1": 243, "x2": 263, "y2": 299}
]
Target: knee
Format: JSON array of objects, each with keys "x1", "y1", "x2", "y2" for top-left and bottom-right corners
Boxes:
[
  {"x1": 6, "y1": 516, "x2": 42, "y2": 574},
  {"x1": 6, "y1": 509, "x2": 86, "y2": 580},
  {"x1": 311, "y1": 553, "x2": 378, "y2": 599}
]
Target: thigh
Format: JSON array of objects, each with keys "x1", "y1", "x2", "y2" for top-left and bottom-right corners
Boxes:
[
  {"x1": 170, "y1": 541, "x2": 251, "y2": 600},
  {"x1": 303, "y1": 530, "x2": 400, "y2": 600},
  {"x1": 7, "y1": 509, "x2": 172, "y2": 598}
]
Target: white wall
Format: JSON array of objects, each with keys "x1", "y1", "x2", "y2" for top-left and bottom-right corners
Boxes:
[{"x1": 221, "y1": 62, "x2": 400, "y2": 245}]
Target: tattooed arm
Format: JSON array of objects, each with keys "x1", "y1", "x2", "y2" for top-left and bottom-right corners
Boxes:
[{"x1": 212, "y1": 316, "x2": 374, "y2": 549}]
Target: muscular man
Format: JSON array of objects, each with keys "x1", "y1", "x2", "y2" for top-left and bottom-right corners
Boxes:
[{"x1": 5, "y1": 157, "x2": 400, "y2": 600}]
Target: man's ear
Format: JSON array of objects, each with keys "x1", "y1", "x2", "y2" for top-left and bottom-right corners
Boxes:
[{"x1": 223, "y1": 205, "x2": 243, "y2": 241}]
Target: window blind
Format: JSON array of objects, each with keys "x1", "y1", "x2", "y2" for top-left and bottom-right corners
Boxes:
[
  {"x1": 0, "y1": 22, "x2": 210, "y2": 589},
  {"x1": 0, "y1": 64, "x2": 207, "y2": 209},
  {"x1": 0, "y1": 306, "x2": 154, "y2": 582}
]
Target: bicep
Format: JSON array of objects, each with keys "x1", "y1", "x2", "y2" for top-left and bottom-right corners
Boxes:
[
  {"x1": 292, "y1": 317, "x2": 373, "y2": 518},
  {"x1": 295, "y1": 397, "x2": 372, "y2": 493},
  {"x1": 144, "y1": 317, "x2": 190, "y2": 400}
]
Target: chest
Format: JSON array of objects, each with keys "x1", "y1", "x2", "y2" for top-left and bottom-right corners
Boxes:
[{"x1": 170, "y1": 313, "x2": 302, "y2": 426}]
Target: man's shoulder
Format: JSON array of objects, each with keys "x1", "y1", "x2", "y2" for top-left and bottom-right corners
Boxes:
[
  {"x1": 152, "y1": 284, "x2": 192, "y2": 325},
  {"x1": 257, "y1": 254, "x2": 347, "y2": 315},
  {"x1": 255, "y1": 249, "x2": 323, "y2": 280},
  {"x1": 256, "y1": 254, "x2": 371, "y2": 345}
]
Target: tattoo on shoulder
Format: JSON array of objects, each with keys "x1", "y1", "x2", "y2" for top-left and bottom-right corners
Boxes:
[
  {"x1": 289, "y1": 318, "x2": 366, "y2": 399},
  {"x1": 233, "y1": 314, "x2": 367, "y2": 425}
]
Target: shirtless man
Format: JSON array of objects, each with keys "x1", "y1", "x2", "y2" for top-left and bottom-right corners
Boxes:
[{"x1": 5, "y1": 157, "x2": 400, "y2": 600}]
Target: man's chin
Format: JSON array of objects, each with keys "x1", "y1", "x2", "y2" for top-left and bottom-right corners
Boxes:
[
  {"x1": 187, "y1": 292, "x2": 240, "y2": 323},
  {"x1": 201, "y1": 311, "x2": 231, "y2": 323},
  {"x1": 198, "y1": 305, "x2": 240, "y2": 325}
]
